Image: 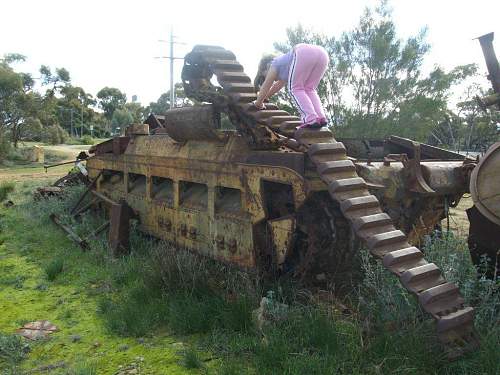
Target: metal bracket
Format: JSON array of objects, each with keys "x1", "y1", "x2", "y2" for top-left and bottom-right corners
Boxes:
[{"x1": 404, "y1": 143, "x2": 435, "y2": 195}]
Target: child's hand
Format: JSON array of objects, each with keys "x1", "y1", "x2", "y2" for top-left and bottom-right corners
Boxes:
[{"x1": 252, "y1": 100, "x2": 266, "y2": 110}]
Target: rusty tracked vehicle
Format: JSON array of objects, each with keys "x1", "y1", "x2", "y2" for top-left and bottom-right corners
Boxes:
[{"x1": 85, "y1": 45, "x2": 480, "y2": 357}]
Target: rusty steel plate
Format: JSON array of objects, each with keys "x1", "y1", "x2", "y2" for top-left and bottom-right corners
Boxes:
[{"x1": 470, "y1": 142, "x2": 500, "y2": 226}]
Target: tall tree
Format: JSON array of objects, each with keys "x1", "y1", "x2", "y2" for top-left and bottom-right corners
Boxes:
[
  {"x1": 39, "y1": 65, "x2": 70, "y2": 96},
  {"x1": 451, "y1": 83, "x2": 500, "y2": 152},
  {"x1": 96, "y1": 87, "x2": 126, "y2": 121},
  {"x1": 111, "y1": 108, "x2": 133, "y2": 134},
  {"x1": 145, "y1": 83, "x2": 192, "y2": 115},
  {"x1": 0, "y1": 54, "x2": 41, "y2": 147},
  {"x1": 124, "y1": 102, "x2": 144, "y2": 124},
  {"x1": 273, "y1": 1, "x2": 477, "y2": 142},
  {"x1": 58, "y1": 85, "x2": 97, "y2": 137}
]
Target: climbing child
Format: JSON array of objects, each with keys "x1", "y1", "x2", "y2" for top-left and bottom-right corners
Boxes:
[{"x1": 253, "y1": 43, "x2": 329, "y2": 129}]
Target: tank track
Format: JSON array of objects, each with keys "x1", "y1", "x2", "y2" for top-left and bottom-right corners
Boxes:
[{"x1": 182, "y1": 45, "x2": 479, "y2": 358}]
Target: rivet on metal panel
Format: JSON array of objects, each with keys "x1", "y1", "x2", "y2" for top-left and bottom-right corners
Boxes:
[
  {"x1": 189, "y1": 226, "x2": 197, "y2": 239},
  {"x1": 158, "y1": 217, "x2": 172, "y2": 232},
  {"x1": 215, "y1": 235, "x2": 225, "y2": 250},
  {"x1": 228, "y1": 239, "x2": 237, "y2": 254},
  {"x1": 180, "y1": 223, "x2": 187, "y2": 237}
]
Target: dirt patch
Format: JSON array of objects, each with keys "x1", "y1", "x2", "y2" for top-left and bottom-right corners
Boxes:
[
  {"x1": 0, "y1": 167, "x2": 73, "y2": 182},
  {"x1": 442, "y1": 195, "x2": 473, "y2": 237}
]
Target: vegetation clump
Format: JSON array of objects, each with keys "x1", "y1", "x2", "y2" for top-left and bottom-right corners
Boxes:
[
  {"x1": 0, "y1": 182, "x2": 14, "y2": 202},
  {"x1": 180, "y1": 347, "x2": 203, "y2": 369},
  {"x1": 44, "y1": 258, "x2": 64, "y2": 281},
  {"x1": 0, "y1": 332, "x2": 30, "y2": 366}
]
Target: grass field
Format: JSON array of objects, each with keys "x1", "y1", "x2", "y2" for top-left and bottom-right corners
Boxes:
[
  {"x1": 0, "y1": 143, "x2": 93, "y2": 183},
  {"x1": 0, "y1": 172, "x2": 498, "y2": 374}
]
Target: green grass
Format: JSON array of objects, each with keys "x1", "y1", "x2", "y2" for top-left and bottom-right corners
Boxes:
[
  {"x1": 0, "y1": 181, "x2": 14, "y2": 202},
  {"x1": 0, "y1": 179, "x2": 499, "y2": 374},
  {"x1": 44, "y1": 149, "x2": 70, "y2": 163},
  {"x1": 44, "y1": 258, "x2": 64, "y2": 281},
  {"x1": 0, "y1": 181, "x2": 193, "y2": 374},
  {"x1": 0, "y1": 332, "x2": 29, "y2": 366},
  {"x1": 64, "y1": 137, "x2": 92, "y2": 146},
  {"x1": 68, "y1": 361, "x2": 98, "y2": 375},
  {"x1": 96, "y1": 245, "x2": 255, "y2": 338},
  {"x1": 181, "y1": 347, "x2": 203, "y2": 369}
]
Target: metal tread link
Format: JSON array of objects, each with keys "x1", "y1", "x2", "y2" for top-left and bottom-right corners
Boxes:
[{"x1": 187, "y1": 46, "x2": 479, "y2": 358}]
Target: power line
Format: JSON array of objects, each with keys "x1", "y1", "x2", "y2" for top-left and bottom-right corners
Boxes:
[{"x1": 156, "y1": 27, "x2": 185, "y2": 109}]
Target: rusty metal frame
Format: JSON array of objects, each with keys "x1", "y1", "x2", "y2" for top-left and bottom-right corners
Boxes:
[
  {"x1": 70, "y1": 171, "x2": 102, "y2": 215},
  {"x1": 49, "y1": 213, "x2": 89, "y2": 250},
  {"x1": 51, "y1": 174, "x2": 132, "y2": 255}
]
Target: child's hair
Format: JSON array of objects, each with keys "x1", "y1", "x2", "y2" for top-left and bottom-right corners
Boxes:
[{"x1": 254, "y1": 53, "x2": 277, "y2": 92}]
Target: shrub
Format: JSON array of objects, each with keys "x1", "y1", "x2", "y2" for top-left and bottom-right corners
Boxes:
[
  {"x1": 97, "y1": 281, "x2": 170, "y2": 337},
  {"x1": 149, "y1": 241, "x2": 257, "y2": 300},
  {"x1": 65, "y1": 136, "x2": 95, "y2": 146},
  {"x1": 423, "y1": 234, "x2": 500, "y2": 330},
  {"x1": 80, "y1": 135, "x2": 95, "y2": 145},
  {"x1": 0, "y1": 332, "x2": 30, "y2": 365},
  {"x1": 181, "y1": 347, "x2": 203, "y2": 369},
  {"x1": 44, "y1": 258, "x2": 64, "y2": 281},
  {"x1": 254, "y1": 307, "x2": 362, "y2": 374},
  {"x1": 0, "y1": 275, "x2": 26, "y2": 289},
  {"x1": 6, "y1": 148, "x2": 26, "y2": 162},
  {"x1": 23, "y1": 117, "x2": 43, "y2": 142},
  {"x1": 0, "y1": 182, "x2": 15, "y2": 202},
  {"x1": 218, "y1": 361, "x2": 248, "y2": 375},
  {"x1": 42, "y1": 124, "x2": 68, "y2": 145}
]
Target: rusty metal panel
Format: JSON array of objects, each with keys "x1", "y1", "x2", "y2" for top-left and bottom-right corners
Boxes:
[
  {"x1": 144, "y1": 114, "x2": 166, "y2": 130},
  {"x1": 87, "y1": 142, "x2": 307, "y2": 269},
  {"x1": 245, "y1": 151, "x2": 305, "y2": 175},
  {"x1": 113, "y1": 137, "x2": 131, "y2": 156},
  {"x1": 164, "y1": 105, "x2": 227, "y2": 142},
  {"x1": 268, "y1": 215, "x2": 296, "y2": 267},
  {"x1": 109, "y1": 201, "x2": 131, "y2": 256},
  {"x1": 470, "y1": 142, "x2": 500, "y2": 226},
  {"x1": 210, "y1": 215, "x2": 255, "y2": 268},
  {"x1": 387, "y1": 136, "x2": 465, "y2": 160},
  {"x1": 125, "y1": 124, "x2": 149, "y2": 136},
  {"x1": 420, "y1": 162, "x2": 469, "y2": 195}
]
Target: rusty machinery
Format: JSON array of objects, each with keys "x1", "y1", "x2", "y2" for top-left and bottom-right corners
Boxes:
[
  {"x1": 467, "y1": 32, "x2": 500, "y2": 279},
  {"x1": 77, "y1": 45, "x2": 487, "y2": 358}
]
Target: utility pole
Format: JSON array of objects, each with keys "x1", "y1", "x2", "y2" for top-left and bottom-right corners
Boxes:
[
  {"x1": 70, "y1": 109, "x2": 73, "y2": 137},
  {"x1": 156, "y1": 27, "x2": 185, "y2": 109},
  {"x1": 170, "y1": 27, "x2": 174, "y2": 109},
  {"x1": 81, "y1": 105, "x2": 84, "y2": 137}
]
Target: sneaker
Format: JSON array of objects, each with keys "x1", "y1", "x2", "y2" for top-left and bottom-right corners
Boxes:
[
  {"x1": 298, "y1": 122, "x2": 322, "y2": 130},
  {"x1": 317, "y1": 117, "x2": 328, "y2": 126}
]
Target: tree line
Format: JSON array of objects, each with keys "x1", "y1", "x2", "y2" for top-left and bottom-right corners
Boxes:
[
  {"x1": 1, "y1": 0, "x2": 498, "y2": 163},
  {"x1": 0, "y1": 55, "x2": 180, "y2": 162},
  {"x1": 271, "y1": 1, "x2": 499, "y2": 152}
]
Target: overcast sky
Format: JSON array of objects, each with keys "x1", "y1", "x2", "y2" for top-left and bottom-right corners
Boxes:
[{"x1": 1, "y1": 0, "x2": 498, "y2": 106}]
